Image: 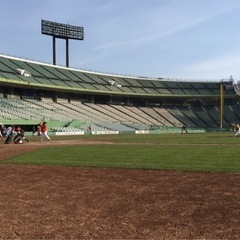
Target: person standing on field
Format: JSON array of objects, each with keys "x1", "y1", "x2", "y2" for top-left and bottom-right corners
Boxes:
[
  {"x1": 181, "y1": 124, "x2": 188, "y2": 134},
  {"x1": 235, "y1": 123, "x2": 240, "y2": 136},
  {"x1": 4, "y1": 125, "x2": 15, "y2": 144},
  {"x1": 39, "y1": 121, "x2": 51, "y2": 142},
  {"x1": 0, "y1": 125, "x2": 3, "y2": 138}
]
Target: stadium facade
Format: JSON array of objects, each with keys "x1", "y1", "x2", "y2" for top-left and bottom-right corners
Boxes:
[{"x1": 0, "y1": 54, "x2": 239, "y2": 135}]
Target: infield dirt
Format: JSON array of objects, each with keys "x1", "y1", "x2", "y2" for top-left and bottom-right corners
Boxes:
[{"x1": 0, "y1": 139, "x2": 240, "y2": 239}]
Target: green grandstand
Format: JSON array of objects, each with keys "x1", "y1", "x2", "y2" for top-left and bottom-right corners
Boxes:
[{"x1": 0, "y1": 54, "x2": 239, "y2": 134}]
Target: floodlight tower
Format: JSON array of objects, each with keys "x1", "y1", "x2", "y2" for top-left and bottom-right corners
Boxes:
[
  {"x1": 41, "y1": 19, "x2": 84, "y2": 67},
  {"x1": 220, "y1": 81, "x2": 224, "y2": 131}
]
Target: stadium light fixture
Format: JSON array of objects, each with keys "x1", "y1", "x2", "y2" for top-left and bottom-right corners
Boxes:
[
  {"x1": 41, "y1": 19, "x2": 84, "y2": 67},
  {"x1": 16, "y1": 68, "x2": 32, "y2": 77},
  {"x1": 109, "y1": 80, "x2": 121, "y2": 87},
  {"x1": 109, "y1": 80, "x2": 115, "y2": 86}
]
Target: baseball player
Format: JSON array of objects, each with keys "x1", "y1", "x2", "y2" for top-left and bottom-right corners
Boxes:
[
  {"x1": 14, "y1": 127, "x2": 29, "y2": 144},
  {"x1": 39, "y1": 121, "x2": 51, "y2": 142},
  {"x1": 235, "y1": 123, "x2": 240, "y2": 136},
  {"x1": 4, "y1": 125, "x2": 15, "y2": 144}
]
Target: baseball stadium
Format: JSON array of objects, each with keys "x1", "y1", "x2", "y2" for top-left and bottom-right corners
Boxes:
[
  {"x1": 0, "y1": 53, "x2": 238, "y2": 133},
  {"x1": 1, "y1": 22, "x2": 240, "y2": 239}
]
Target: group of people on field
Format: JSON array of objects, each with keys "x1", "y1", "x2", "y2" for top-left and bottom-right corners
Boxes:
[
  {"x1": 1, "y1": 121, "x2": 51, "y2": 144},
  {"x1": 1, "y1": 125, "x2": 29, "y2": 144}
]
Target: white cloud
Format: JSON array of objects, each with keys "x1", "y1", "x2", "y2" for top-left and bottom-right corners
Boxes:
[
  {"x1": 178, "y1": 50, "x2": 240, "y2": 80},
  {"x1": 92, "y1": 0, "x2": 240, "y2": 56}
]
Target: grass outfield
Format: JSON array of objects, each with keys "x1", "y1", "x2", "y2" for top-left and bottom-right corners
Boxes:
[{"x1": 1, "y1": 132, "x2": 240, "y2": 173}]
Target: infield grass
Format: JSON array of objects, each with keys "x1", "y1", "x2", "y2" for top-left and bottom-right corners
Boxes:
[{"x1": 1, "y1": 132, "x2": 240, "y2": 173}]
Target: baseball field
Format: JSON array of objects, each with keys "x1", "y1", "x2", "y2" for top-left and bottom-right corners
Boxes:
[{"x1": 0, "y1": 132, "x2": 240, "y2": 239}]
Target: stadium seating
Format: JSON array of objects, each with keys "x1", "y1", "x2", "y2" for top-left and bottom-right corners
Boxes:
[{"x1": 0, "y1": 54, "x2": 238, "y2": 132}]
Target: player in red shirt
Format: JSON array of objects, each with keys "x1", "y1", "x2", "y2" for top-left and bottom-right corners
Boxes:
[
  {"x1": 14, "y1": 126, "x2": 29, "y2": 144},
  {"x1": 39, "y1": 121, "x2": 51, "y2": 142}
]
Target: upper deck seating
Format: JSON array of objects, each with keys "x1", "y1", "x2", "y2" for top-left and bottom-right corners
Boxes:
[{"x1": 1, "y1": 55, "x2": 236, "y2": 98}]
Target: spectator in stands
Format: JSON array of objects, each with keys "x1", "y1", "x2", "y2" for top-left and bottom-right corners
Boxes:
[
  {"x1": 39, "y1": 121, "x2": 51, "y2": 142},
  {"x1": 181, "y1": 124, "x2": 188, "y2": 134},
  {"x1": 4, "y1": 125, "x2": 15, "y2": 144}
]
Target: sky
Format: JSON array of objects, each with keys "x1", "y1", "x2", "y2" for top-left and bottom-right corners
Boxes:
[{"x1": 1, "y1": 0, "x2": 240, "y2": 81}]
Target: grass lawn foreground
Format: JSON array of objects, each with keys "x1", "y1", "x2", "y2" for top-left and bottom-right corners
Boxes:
[{"x1": 1, "y1": 132, "x2": 240, "y2": 173}]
